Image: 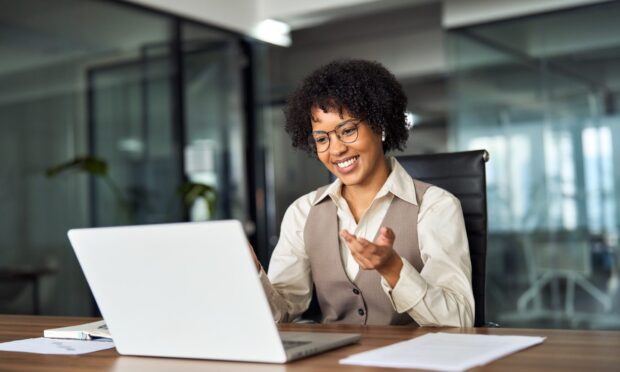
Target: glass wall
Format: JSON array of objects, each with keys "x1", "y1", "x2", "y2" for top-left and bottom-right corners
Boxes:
[
  {"x1": 447, "y1": 1, "x2": 620, "y2": 329},
  {"x1": 0, "y1": 0, "x2": 255, "y2": 316},
  {"x1": 89, "y1": 31, "x2": 179, "y2": 226},
  {"x1": 182, "y1": 24, "x2": 249, "y2": 224}
]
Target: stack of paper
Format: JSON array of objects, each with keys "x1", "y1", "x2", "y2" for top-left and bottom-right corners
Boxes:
[
  {"x1": 43, "y1": 320, "x2": 111, "y2": 340},
  {"x1": 340, "y1": 332, "x2": 545, "y2": 372}
]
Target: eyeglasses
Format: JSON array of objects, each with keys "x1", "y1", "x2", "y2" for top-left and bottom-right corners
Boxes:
[{"x1": 308, "y1": 119, "x2": 362, "y2": 153}]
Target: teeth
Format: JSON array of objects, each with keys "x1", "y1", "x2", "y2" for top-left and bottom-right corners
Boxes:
[{"x1": 337, "y1": 156, "x2": 357, "y2": 168}]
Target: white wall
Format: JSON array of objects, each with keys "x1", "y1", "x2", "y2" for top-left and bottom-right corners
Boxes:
[
  {"x1": 272, "y1": 3, "x2": 445, "y2": 90},
  {"x1": 282, "y1": 30, "x2": 445, "y2": 83},
  {"x1": 126, "y1": 0, "x2": 615, "y2": 34},
  {"x1": 258, "y1": 0, "x2": 378, "y2": 19},
  {"x1": 125, "y1": 0, "x2": 386, "y2": 31},
  {"x1": 123, "y1": 0, "x2": 427, "y2": 37}
]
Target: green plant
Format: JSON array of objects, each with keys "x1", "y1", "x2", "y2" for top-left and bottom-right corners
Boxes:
[
  {"x1": 46, "y1": 155, "x2": 132, "y2": 221},
  {"x1": 177, "y1": 181, "x2": 217, "y2": 219},
  {"x1": 46, "y1": 155, "x2": 217, "y2": 222}
]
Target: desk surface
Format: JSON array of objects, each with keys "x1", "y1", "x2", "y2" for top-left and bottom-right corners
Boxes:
[{"x1": 1, "y1": 315, "x2": 619, "y2": 371}]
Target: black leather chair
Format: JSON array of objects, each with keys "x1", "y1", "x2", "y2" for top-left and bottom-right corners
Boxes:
[
  {"x1": 304, "y1": 150, "x2": 489, "y2": 326},
  {"x1": 397, "y1": 150, "x2": 489, "y2": 327}
]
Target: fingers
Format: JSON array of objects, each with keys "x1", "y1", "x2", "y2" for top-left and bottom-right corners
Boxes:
[
  {"x1": 349, "y1": 248, "x2": 373, "y2": 269},
  {"x1": 341, "y1": 229, "x2": 378, "y2": 269},
  {"x1": 340, "y1": 229, "x2": 354, "y2": 241},
  {"x1": 340, "y1": 230, "x2": 371, "y2": 251},
  {"x1": 341, "y1": 227, "x2": 398, "y2": 271},
  {"x1": 343, "y1": 227, "x2": 394, "y2": 249},
  {"x1": 375, "y1": 226, "x2": 395, "y2": 246}
]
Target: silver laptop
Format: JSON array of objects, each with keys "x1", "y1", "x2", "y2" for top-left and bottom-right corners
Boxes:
[{"x1": 68, "y1": 220, "x2": 360, "y2": 363}]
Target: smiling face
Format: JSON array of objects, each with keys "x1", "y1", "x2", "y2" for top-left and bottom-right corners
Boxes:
[{"x1": 311, "y1": 106, "x2": 389, "y2": 190}]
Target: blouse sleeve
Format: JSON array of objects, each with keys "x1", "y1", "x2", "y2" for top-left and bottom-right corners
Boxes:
[{"x1": 380, "y1": 186, "x2": 475, "y2": 327}]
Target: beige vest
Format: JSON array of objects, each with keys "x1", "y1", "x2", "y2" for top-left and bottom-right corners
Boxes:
[{"x1": 304, "y1": 179, "x2": 431, "y2": 325}]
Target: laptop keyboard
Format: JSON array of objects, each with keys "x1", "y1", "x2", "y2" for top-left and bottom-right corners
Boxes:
[{"x1": 282, "y1": 340, "x2": 312, "y2": 349}]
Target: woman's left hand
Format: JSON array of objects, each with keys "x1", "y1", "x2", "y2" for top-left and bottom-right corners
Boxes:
[{"x1": 340, "y1": 227, "x2": 403, "y2": 287}]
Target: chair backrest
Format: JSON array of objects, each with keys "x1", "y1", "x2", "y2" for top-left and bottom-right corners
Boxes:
[{"x1": 396, "y1": 150, "x2": 488, "y2": 327}]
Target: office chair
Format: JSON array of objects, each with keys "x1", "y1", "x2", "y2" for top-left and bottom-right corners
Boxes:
[
  {"x1": 303, "y1": 149, "x2": 489, "y2": 327},
  {"x1": 397, "y1": 150, "x2": 489, "y2": 327}
]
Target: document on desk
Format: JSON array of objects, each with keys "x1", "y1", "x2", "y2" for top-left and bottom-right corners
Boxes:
[
  {"x1": 0, "y1": 337, "x2": 115, "y2": 355},
  {"x1": 340, "y1": 332, "x2": 545, "y2": 372}
]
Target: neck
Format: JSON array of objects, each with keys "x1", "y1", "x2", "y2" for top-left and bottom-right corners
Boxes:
[{"x1": 342, "y1": 157, "x2": 390, "y2": 212}]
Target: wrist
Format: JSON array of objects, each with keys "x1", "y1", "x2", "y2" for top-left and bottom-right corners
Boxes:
[{"x1": 378, "y1": 252, "x2": 403, "y2": 286}]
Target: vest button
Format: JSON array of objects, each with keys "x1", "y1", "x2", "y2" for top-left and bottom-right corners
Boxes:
[
  {"x1": 352, "y1": 288, "x2": 360, "y2": 295},
  {"x1": 358, "y1": 308, "x2": 365, "y2": 316}
]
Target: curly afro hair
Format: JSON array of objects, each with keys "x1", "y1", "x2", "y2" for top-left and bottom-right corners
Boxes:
[{"x1": 284, "y1": 59, "x2": 409, "y2": 155}]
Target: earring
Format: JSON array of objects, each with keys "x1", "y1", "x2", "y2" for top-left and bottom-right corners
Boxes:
[{"x1": 381, "y1": 130, "x2": 386, "y2": 142}]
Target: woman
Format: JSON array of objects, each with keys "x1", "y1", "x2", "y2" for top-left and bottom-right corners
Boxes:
[{"x1": 255, "y1": 59, "x2": 474, "y2": 327}]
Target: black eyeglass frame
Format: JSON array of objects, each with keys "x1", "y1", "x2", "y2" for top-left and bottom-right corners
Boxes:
[{"x1": 308, "y1": 119, "x2": 363, "y2": 153}]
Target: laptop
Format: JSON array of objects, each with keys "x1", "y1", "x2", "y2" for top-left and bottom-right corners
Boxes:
[{"x1": 68, "y1": 220, "x2": 360, "y2": 363}]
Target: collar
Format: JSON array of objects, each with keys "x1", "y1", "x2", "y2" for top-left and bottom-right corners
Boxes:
[{"x1": 385, "y1": 156, "x2": 418, "y2": 206}]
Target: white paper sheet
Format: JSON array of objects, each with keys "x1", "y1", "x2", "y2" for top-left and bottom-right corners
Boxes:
[
  {"x1": 340, "y1": 332, "x2": 545, "y2": 372},
  {"x1": 0, "y1": 337, "x2": 115, "y2": 355}
]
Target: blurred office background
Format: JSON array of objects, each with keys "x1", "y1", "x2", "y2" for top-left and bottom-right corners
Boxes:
[{"x1": 0, "y1": 0, "x2": 619, "y2": 330}]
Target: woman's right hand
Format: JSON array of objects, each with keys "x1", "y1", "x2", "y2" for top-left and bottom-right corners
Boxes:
[{"x1": 248, "y1": 243, "x2": 262, "y2": 273}]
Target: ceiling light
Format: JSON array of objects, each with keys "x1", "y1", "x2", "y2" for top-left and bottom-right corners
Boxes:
[{"x1": 252, "y1": 19, "x2": 291, "y2": 47}]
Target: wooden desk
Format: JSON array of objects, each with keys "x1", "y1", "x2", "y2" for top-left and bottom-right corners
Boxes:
[{"x1": 1, "y1": 315, "x2": 619, "y2": 371}]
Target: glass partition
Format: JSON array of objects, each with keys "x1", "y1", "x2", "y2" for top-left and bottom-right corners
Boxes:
[
  {"x1": 447, "y1": 1, "x2": 620, "y2": 329},
  {"x1": 0, "y1": 0, "x2": 178, "y2": 316},
  {"x1": 89, "y1": 41, "x2": 180, "y2": 226},
  {"x1": 0, "y1": 0, "x2": 255, "y2": 316},
  {"x1": 181, "y1": 23, "x2": 249, "y2": 224}
]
